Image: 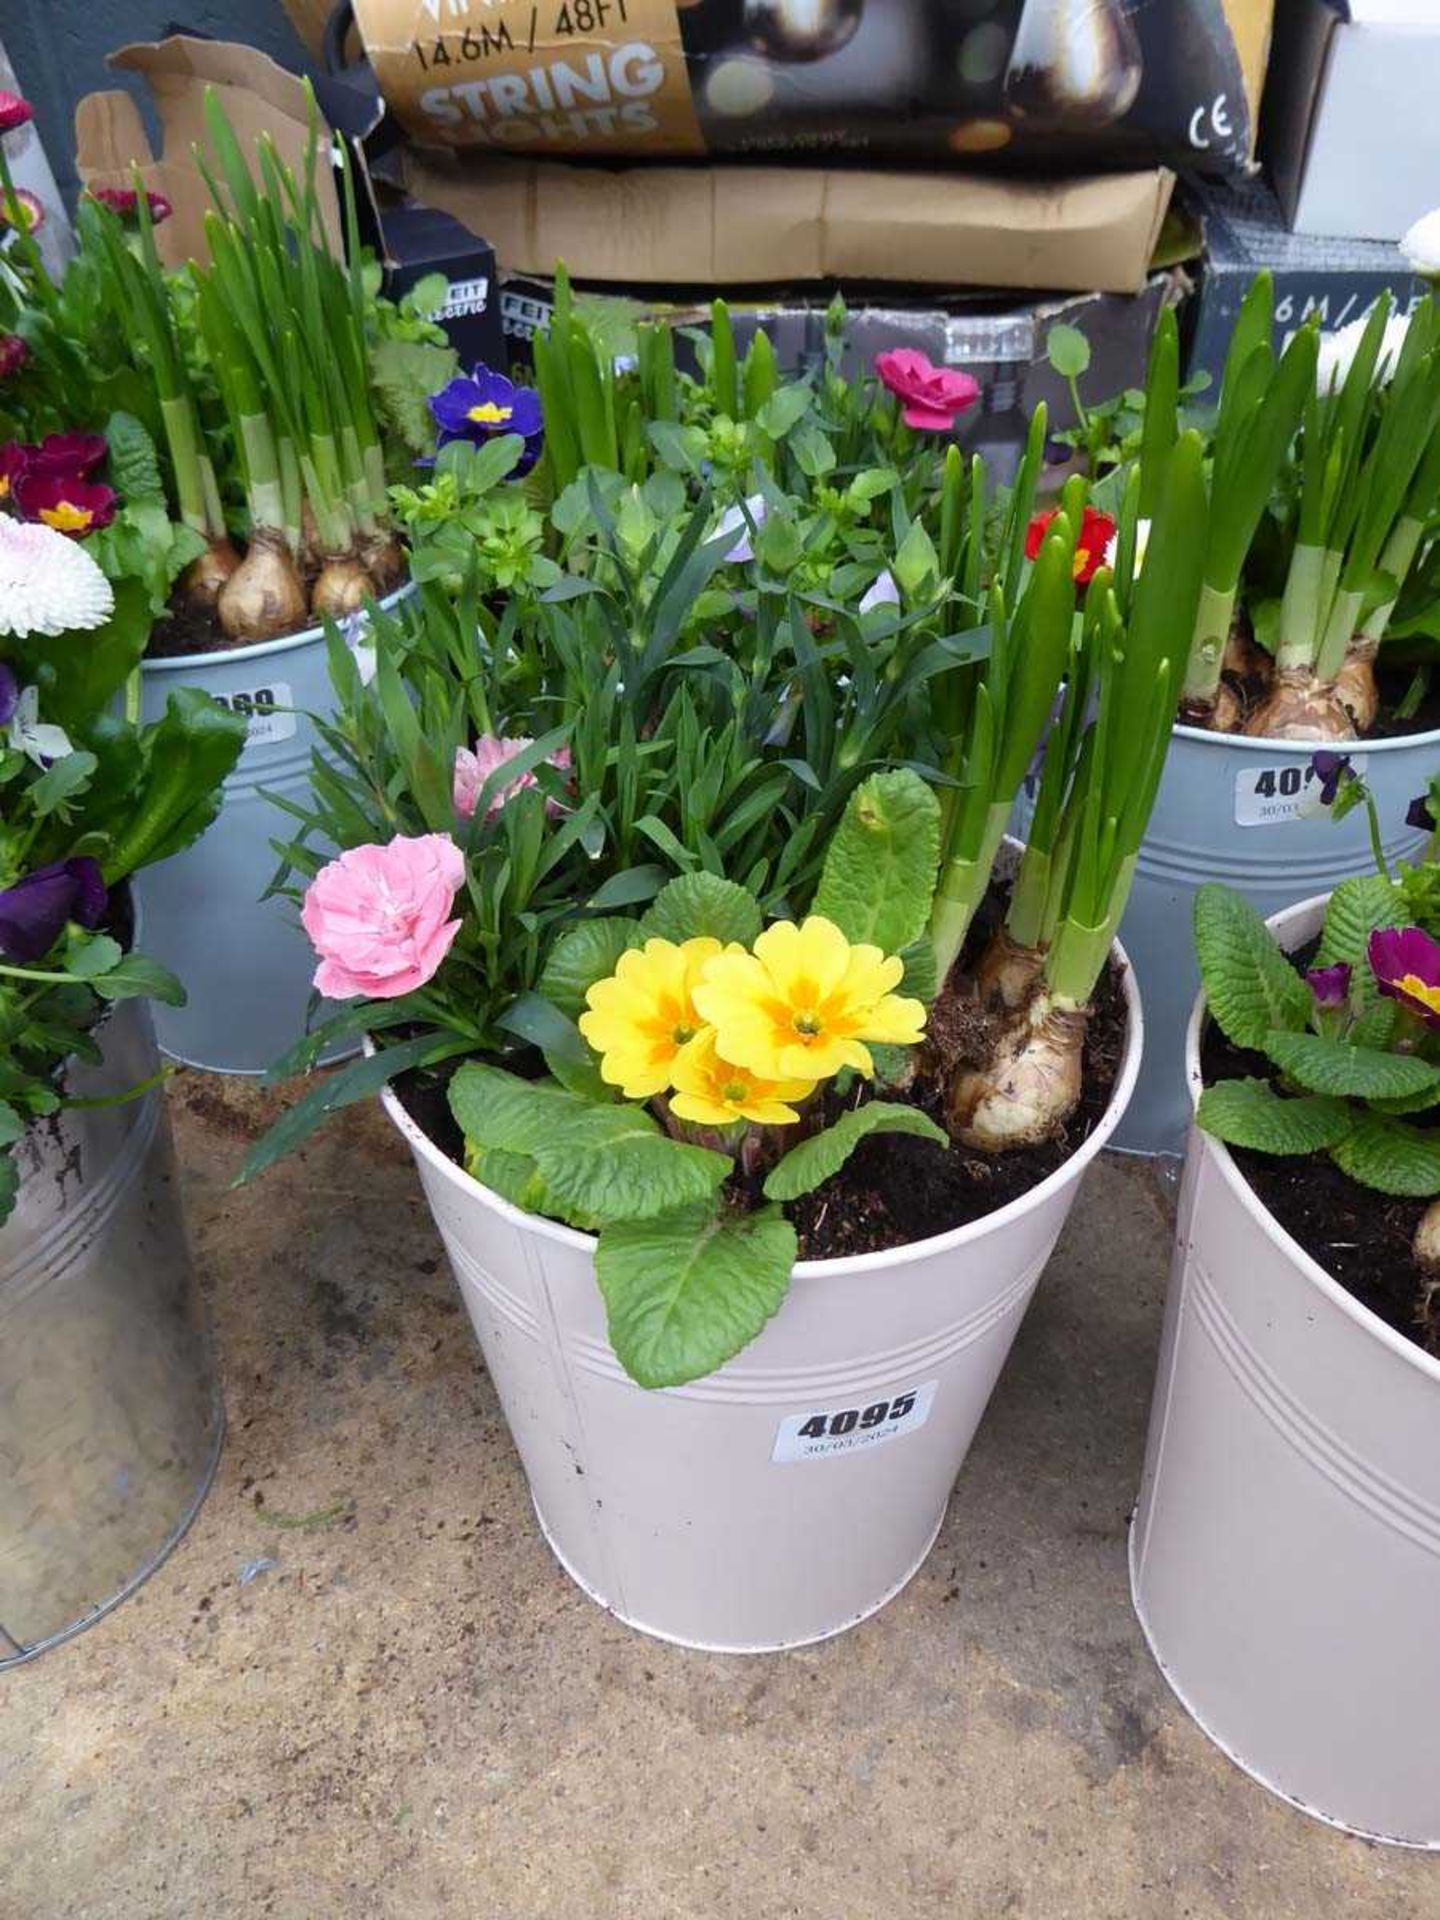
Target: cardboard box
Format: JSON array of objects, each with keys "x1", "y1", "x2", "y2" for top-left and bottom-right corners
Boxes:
[
  {"x1": 1263, "y1": 0, "x2": 1440, "y2": 241},
  {"x1": 405, "y1": 154, "x2": 1175, "y2": 296},
  {"x1": 1183, "y1": 179, "x2": 1424, "y2": 379},
  {"x1": 73, "y1": 37, "x2": 342, "y2": 269}
]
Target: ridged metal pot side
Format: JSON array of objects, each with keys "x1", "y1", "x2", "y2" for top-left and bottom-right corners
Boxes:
[{"x1": 0, "y1": 997, "x2": 221, "y2": 1666}]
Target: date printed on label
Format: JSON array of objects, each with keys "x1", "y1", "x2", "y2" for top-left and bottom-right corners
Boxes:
[
  {"x1": 212, "y1": 681, "x2": 297, "y2": 750},
  {"x1": 772, "y1": 1381, "x2": 938, "y2": 1464},
  {"x1": 1235, "y1": 756, "x2": 1368, "y2": 828}
]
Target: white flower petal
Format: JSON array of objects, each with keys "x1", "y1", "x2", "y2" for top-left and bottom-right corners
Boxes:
[
  {"x1": 0, "y1": 521, "x2": 114, "y2": 638},
  {"x1": 859, "y1": 568, "x2": 899, "y2": 613},
  {"x1": 1401, "y1": 208, "x2": 1440, "y2": 276}
]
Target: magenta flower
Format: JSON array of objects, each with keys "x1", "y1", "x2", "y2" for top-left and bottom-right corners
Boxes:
[
  {"x1": 13, "y1": 473, "x2": 117, "y2": 537},
  {"x1": 453, "y1": 735, "x2": 572, "y2": 820},
  {"x1": 28, "y1": 432, "x2": 108, "y2": 479},
  {"x1": 0, "y1": 335, "x2": 27, "y2": 380},
  {"x1": 301, "y1": 834, "x2": 466, "y2": 1001},
  {"x1": 874, "y1": 349, "x2": 980, "y2": 432},
  {"x1": 1305, "y1": 962, "x2": 1351, "y2": 1009},
  {"x1": 0, "y1": 92, "x2": 33, "y2": 136},
  {"x1": 0, "y1": 857, "x2": 107, "y2": 963},
  {"x1": 1369, "y1": 925, "x2": 1440, "y2": 1029},
  {"x1": 86, "y1": 186, "x2": 173, "y2": 226},
  {"x1": 0, "y1": 188, "x2": 44, "y2": 234}
]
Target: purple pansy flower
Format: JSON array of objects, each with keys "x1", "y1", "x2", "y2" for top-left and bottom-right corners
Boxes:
[
  {"x1": 1369, "y1": 925, "x2": 1440, "y2": 1030},
  {"x1": 1305, "y1": 962, "x2": 1351, "y2": 1009},
  {"x1": 0, "y1": 663, "x2": 18, "y2": 728},
  {"x1": 1310, "y1": 750, "x2": 1352, "y2": 806},
  {"x1": 0, "y1": 857, "x2": 107, "y2": 963},
  {"x1": 428, "y1": 365, "x2": 543, "y2": 474},
  {"x1": 1406, "y1": 792, "x2": 1437, "y2": 832}
]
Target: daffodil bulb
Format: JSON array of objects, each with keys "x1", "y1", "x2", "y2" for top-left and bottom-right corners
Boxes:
[
  {"x1": 1314, "y1": 308, "x2": 1411, "y2": 395},
  {"x1": 1401, "y1": 208, "x2": 1440, "y2": 278},
  {"x1": 0, "y1": 520, "x2": 114, "y2": 638}
]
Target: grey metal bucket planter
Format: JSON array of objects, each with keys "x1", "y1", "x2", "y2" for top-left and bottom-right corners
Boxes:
[
  {"x1": 1109, "y1": 724, "x2": 1435, "y2": 1155},
  {"x1": 0, "y1": 996, "x2": 221, "y2": 1666},
  {"x1": 134, "y1": 586, "x2": 411, "y2": 1075}
]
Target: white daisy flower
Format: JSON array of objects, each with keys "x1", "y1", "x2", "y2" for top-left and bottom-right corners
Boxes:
[{"x1": 0, "y1": 519, "x2": 114, "y2": 638}]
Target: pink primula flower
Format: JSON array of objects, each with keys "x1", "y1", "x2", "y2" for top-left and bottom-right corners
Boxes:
[
  {"x1": 874, "y1": 349, "x2": 980, "y2": 432},
  {"x1": 453, "y1": 734, "x2": 572, "y2": 820},
  {"x1": 301, "y1": 833, "x2": 465, "y2": 1001}
]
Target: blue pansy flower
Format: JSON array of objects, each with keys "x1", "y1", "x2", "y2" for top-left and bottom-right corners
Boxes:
[{"x1": 428, "y1": 366, "x2": 544, "y2": 474}]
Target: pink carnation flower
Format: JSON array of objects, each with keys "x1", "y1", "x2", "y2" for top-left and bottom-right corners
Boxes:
[
  {"x1": 454, "y1": 734, "x2": 572, "y2": 820},
  {"x1": 874, "y1": 349, "x2": 980, "y2": 432},
  {"x1": 301, "y1": 833, "x2": 465, "y2": 1001}
]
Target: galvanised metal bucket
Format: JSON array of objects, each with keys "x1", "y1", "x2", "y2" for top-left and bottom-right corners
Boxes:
[
  {"x1": 1094, "y1": 724, "x2": 1433, "y2": 1156},
  {"x1": 1132, "y1": 895, "x2": 1440, "y2": 1847},
  {"x1": 378, "y1": 940, "x2": 1142, "y2": 1653},
  {"x1": 134, "y1": 586, "x2": 411, "y2": 1075},
  {"x1": 0, "y1": 996, "x2": 221, "y2": 1666}
]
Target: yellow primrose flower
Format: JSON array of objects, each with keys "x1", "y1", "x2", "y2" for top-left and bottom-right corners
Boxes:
[
  {"x1": 693, "y1": 915, "x2": 926, "y2": 1084},
  {"x1": 668, "y1": 1026, "x2": 815, "y2": 1128},
  {"x1": 579, "y1": 936, "x2": 722, "y2": 1098}
]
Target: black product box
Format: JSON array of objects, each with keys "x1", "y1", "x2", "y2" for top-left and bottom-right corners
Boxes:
[
  {"x1": 380, "y1": 204, "x2": 507, "y2": 371},
  {"x1": 1184, "y1": 180, "x2": 1425, "y2": 383},
  {"x1": 498, "y1": 271, "x2": 1175, "y2": 485}
]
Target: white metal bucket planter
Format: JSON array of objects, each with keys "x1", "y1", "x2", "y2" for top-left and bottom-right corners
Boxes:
[
  {"x1": 0, "y1": 995, "x2": 221, "y2": 1666},
  {"x1": 134, "y1": 585, "x2": 412, "y2": 1076},
  {"x1": 1131, "y1": 894, "x2": 1440, "y2": 1847},
  {"x1": 1108, "y1": 723, "x2": 1434, "y2": 1157},
  {"x1": 379, "y1": 945, "x2": 1140, "y2": 1653}
]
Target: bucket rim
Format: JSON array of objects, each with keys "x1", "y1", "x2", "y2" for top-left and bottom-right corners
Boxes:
[
  {"x1": 1171, "y1": 719, "x2": 1440, "y2": 757},
  {"x1": 1184, "y1": 890, "x2": 1440, "y2": 1389},
  {"x1": 378, "y1": 931, "x2": 1143, "y2": 1282},
  {"x1": 139, "y1": 580, "x2": 414, "y2": 674}
]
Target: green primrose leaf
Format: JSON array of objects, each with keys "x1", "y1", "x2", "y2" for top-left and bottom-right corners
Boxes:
[
  {"x1": 639, "y1": 872, "x2": 762, "y2": 948},
  {"x1": 1330, "y1": 1113, "x2": 1440, "y2": 1197},
  {"x1": 532, "y1": 1107, "x2": 730, "y2": 1226},
  {"x1": 1046, "y1": 323, "x2": 1092, "y2": 381},
  {"x1": 1262, "y1": 1030, "x2": 1440, "y2": 1101},
  {"x1": 1196, "y1": 1078, "x2": 1352, "y2": 1155},
  {"x1": 538, "y1": 918, "x2": 641, "y2": 1019},
  {"x1": 0, "y1": 1101, "x2": 24, "y2": 1148},
  {"x1": 448, "y1": 1064, "x2": 594, "y2": 1156},
  {"x1": 1194, "y1": 885, "x2": 1313, "y2": 1049},
  {"x1": 595, "y1": 1200, "x2": 796, "y2": 1388},
  {"x1": 812, "y1": 769, "x2": 941, "y2": 957},
  {"x1": 764, "y1": 1102, "x2": 949, "y2": 1202},
  {"x1": 1314, "y1": 874, "x2": 1411, "y2": 1006},
  {"x1": 464, "y1": 1143, "x2": 603, "y2": 1232},
  {"x1": 104, "y1": 410, "x2": 165, "y2": 499}
]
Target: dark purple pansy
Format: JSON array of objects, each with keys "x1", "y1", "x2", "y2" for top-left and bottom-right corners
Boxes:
[
  {"x1": 1369, "y1": 925, "x2": 1440, "y2": 1029},
  {"x1": 429, "y1": 365, "x2": 544, "y2": 474},
  {"x1": 0, "y1": 663, "x2": 18, "y2": 728},
  {"x1": 1310, "y1": 750, "x2": 1352, "y2": 806},
  {"x1": 0, "y1": 857, "x2": 107, "y2": 964},
  {"x1": 1406, "y1": 793, "x2": 1437, "y2": 832},
  {"x1": 1305, "y1": 962, "x2": 1351, "y2": 1009}
]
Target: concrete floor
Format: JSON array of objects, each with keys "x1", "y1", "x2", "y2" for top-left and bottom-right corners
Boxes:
[{"x1": 3, "y1": 1076, "x2": 1437, "y2": 1920}]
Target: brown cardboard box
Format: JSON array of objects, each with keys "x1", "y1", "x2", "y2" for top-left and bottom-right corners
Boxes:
[
  {"x1": 280, "y1": 1, "x2": 335, "y2": 59},
  {"x1": 404, "y1": 154, "x2": 1175, "y2": 296},
  {"x1": 73, "y1": 36, "x2": 341, "y2": 269}
]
